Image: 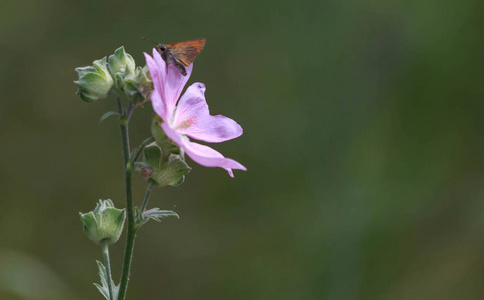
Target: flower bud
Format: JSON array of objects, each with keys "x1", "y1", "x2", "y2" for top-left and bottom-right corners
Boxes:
[
  {"x1": 74, "y1": 57, "x2": 114, "y2": 103},
  {"x1": 139, "y1": 65, "x2": 153, "y2": 96},
  {"x1": 108, "y1": 46, "x2": 136, "y2": 89},
  {"x1": 135, "y1": 143, "x2": 191, "y2": 187},
  {"x1": 80, "y1": 199, "x2": 126, "y2": 245},
  {"x1": 123, "y1": 65, "x2": 153, "y2": 103}
]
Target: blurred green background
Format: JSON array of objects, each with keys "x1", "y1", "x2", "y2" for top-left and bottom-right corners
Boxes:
[{"x1": 1, "y1": 0, "x2": 483, "y2": 299}]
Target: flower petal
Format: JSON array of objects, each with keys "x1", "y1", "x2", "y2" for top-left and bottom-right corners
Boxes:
[
  {"x1": 144, "y1": 51, "x2": 167, "y2": 121},
  {"x1": 164, "y1": 63, "x2": 193, "y2": 119},
  {"x1": 145, "y1": 49, "x2": 193, "y2": 122},
  {"x1": 172, "y1": 83, "x2": 243, "y2": 143},
  {"x1": 152, "y1": 48, "x2": 166, "y2": 76},
  {"x1": 144, "y1": 50, "x2": 165, "y2": 95},
  {"x1": 162, "y1": 123, "x2": 246, "y2": 177},
  {"x1": 150, "y1": 89, "x2": 167, "y2": 122}
]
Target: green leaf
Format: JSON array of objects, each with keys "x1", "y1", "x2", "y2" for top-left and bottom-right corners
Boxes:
[
  {"x1": 93, "y1": 261, "x2": 109, "y2": 300},
  {"x1": 134, "y1": 207, "x2": 145, "y2": 229},
  {"x1": 99, "y1": 111, "x2": 120, "y2": 124},
  {"x1": 143, "y1": 208, "x2": 179, "y2": 222},
  {"x1": 93, "y1": 261, "x2": 119, "y2": 300}
]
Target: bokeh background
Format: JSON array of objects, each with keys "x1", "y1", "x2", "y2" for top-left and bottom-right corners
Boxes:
[{"x1": 1, "y1": 0, "x2": 483, "y2": 299}]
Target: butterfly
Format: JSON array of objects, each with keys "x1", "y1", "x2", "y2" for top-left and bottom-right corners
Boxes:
[{"x1": 142, "y1": 37, "x2": 206, "y2": 76}]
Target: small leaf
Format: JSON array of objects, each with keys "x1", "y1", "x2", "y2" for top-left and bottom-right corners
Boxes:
[
  {"x1": 99, "y1": 111, "x2": 120, "y2": 124},
  {"x1": 134, "y1": 207, "x2": 146, "y2": 229},
  {"x1": 94, "y1": 261, "x2": 119, "y2": 300},
  {"x1": 94, "y1": 283, "x2": 109, "y2": 300},
  {"x1": 143, "y1": 208, "x2": 179, "y2": 222},
  {"x1": 94, "y1": 261, "x2": 110, "y2": 300}
]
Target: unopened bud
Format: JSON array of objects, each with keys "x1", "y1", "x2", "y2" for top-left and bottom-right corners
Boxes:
[
  {"x1": 79, "y1": 199, "x2": 125, "y2": 245},
  {"x1": 108, "y1": 46, "x2": 136, "y2": 89},
  {"x1": 74, "y1": 57, "x2": 114, "y2": 103}
]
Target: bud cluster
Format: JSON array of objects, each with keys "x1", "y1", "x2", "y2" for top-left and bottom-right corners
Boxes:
[{"x1": 74, "y1": 47, "x2": 152, "y2": 104}]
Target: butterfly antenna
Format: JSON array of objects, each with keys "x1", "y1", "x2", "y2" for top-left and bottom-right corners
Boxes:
[{"x1": 141, "y1": 37, "x2": 159, "y2": 45}]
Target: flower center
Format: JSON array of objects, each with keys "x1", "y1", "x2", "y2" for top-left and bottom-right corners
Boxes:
[{"x1": 173, "y1": 117, "x2": 196, "y2": 131}]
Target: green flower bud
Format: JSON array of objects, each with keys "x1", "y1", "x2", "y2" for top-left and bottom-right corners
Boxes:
[
  {"x1": 74, "y1": 57, "x2": 114, "y2": 103},
  {"x1": 80, "y1": 199, "x2": 126, "y2": 245},
  {"x1": 135, "y1": 143, "x2": 191, "y2": 187},
  {"x1": 123, "y1": 65, "x2": 153, "y2": 103},
  {"x1": 108, "y1": 46, "x2": 136, "y2": 89},
  {"x1": 139, "y1": 65, "x2": 153, "y2": 98}
]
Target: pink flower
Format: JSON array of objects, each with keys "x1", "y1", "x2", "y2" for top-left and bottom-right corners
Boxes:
[{"x1": 144, "y1": 49, "x2": 246, "y2": 177}]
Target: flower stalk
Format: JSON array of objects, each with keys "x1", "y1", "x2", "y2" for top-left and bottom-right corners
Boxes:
[
  {"x1": 101, "y1": 240, "x2": 114, "y2": 300},
  {"x1": 117, "y1": 96, "x2": 136, "y2": 300},
  {"x1": 115, "y1": 94, "x2": 158, "y2": 300},
  {"x1": 140, "y1": 180, "x2": 155, "y2": 214}
]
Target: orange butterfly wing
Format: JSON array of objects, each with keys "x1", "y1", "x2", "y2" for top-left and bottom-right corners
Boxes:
[{"x1": 166, "y1": 38, "x2": 206, "y2": 66}]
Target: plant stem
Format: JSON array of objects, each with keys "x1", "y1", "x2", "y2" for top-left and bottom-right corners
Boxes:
[
  {"x1": 117, "y1": 98, "x2": 136, "y2": 300},
  {"x1": 140, "y1": 180, "x2": 155, "y2": 213},
  {"x1": 101, "y1": 240, "x2": 114, "y2": 300}
]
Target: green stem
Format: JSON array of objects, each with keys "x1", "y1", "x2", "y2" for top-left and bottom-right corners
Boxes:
[
  {"x1": 140, "y1": 180, "x2": 155, "y2": 213},
  {"x1": 101, "y1": 240, "x2": 114, "y2": 300},
  {"x1": 117, "y1": 98, "x2": 136, "y2": 300}
]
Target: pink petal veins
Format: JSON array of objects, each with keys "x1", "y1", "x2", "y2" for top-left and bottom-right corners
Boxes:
[
  {"x1": 162, "y1": 123, "x2": 246, "y2": 177},
  {"x1": 173, "y1": 83, "x2": 243, "y2": 143},
  {"x1": 144, "y1": 51, "x2": 167, "y2": 121},
  {"x1": 164, "y1": 63, "x2": 192, "y2": 118}
]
